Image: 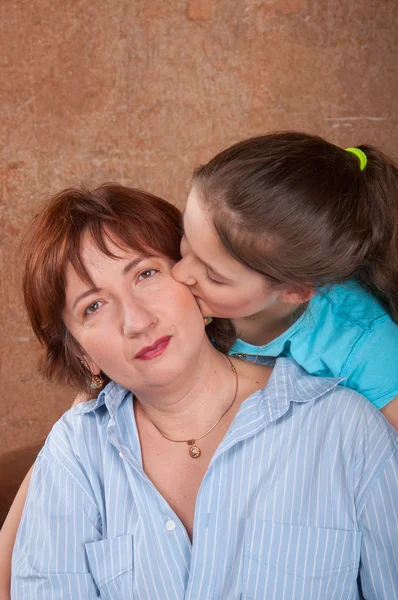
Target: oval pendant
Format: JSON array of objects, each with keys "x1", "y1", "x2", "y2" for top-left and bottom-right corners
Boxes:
[{"x1": 188, "y1": 444, "x2": 201, "y2": 459}]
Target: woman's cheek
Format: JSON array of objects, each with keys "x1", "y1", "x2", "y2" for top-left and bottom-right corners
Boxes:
[
  {"x1": 165, "y1": 286, "x2": 203, "y2": 324},
  {"x1": 180, "y1": 289, "x2": 203, "y2": 314}
]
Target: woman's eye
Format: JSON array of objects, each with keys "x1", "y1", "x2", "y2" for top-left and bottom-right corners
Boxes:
[
  {"x1": 85, "y1": 301, "x2": 103, "y2": 315},
  {"x1": 137, "y1": 269, "x2": 158, "y2": 281}
]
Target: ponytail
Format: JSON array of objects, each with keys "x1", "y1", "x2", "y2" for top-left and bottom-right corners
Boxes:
[
  {"x1": 352, "y1": 145, "x2": 398, "y2": 321},
  {"x1": 193, "y1": 132, "x2": 398, "y2": 322}
]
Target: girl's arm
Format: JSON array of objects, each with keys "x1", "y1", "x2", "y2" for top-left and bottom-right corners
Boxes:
[
  {"x1": 380, "y1": 395, "x2": 398, "y2": 430},
  {"x1": 0, "y1": 467, "x2": 33, "y2": 600}
]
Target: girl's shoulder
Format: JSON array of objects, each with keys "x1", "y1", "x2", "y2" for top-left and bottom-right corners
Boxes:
[
  {"x1": 231, "y1": 282, "x2": 398, "y2": 407},
  {"x1": 313, "y1": 280, "x2": 391, "y2": 328},
  {"x1": 292, "y1": 282, "x2": 397, "y2": 406}
]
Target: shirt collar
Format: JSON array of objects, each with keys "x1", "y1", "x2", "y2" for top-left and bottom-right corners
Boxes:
[
  {"x1": 74, "y1": 357, "x2": 343, "y2": 423},
  {"x1": 226, "y1": 357, "x2": 343, "y2": 432},
  {"x1": 73, "y1": 380, "x2": 130, "y2": 416},
  {"x1": 260, "y1": 356, "x2": 342, "y2": 405}
]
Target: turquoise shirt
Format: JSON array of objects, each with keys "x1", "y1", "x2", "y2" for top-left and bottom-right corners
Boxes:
[{"x1": 230, "y1": 282, "x2": 398, "y2": 409}]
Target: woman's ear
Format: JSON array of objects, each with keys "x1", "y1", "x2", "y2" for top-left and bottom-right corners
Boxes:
[{"x1": 279, "y1": 285, "x2": 315, "y2": 305}]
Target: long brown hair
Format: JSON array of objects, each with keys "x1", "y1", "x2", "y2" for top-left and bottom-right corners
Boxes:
[
  {"x1": 23, "y1": 183, "x2": 232, "y2": 391},
  {"x1": 193, "y1": 131, "x2": 398, "y2": 321}
]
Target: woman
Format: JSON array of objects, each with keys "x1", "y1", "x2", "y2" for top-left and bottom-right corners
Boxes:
[{"x1": 7, "y1": 184, "x2": 398, "y2": 599}]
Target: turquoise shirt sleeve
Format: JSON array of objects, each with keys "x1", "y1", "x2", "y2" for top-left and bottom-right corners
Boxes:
[{"x1": 341, "y1": 315, "x2": 398, "y2": 409}]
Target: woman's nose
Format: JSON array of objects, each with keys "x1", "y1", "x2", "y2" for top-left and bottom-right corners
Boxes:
[
  {"x1": 122, "y1": 302, "x2": 156, "y2": 337},
  {"x1": 172, "y1": 258, "x2": 197, "y2": 286}
]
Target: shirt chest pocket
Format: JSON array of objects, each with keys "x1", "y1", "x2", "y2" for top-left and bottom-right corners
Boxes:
[
  {"x1": 242, "y1": 520, "x2": 361, "y2": 600},
  {"x1": 85, "y1": 534, "x2": 134, "y2": 599}
]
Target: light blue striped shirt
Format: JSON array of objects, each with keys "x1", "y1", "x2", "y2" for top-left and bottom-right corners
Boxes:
[{"x1": 12, "y1": 358, "x2": 398, "y2": 599}]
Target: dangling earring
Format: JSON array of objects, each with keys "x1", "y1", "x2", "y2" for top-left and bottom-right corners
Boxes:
[
  {"x1": 90, "y1": 373, "x2": 104, "y2": 389},
  {"x1": 80, "y1": 360, "x2": 103, "y2": 389},
  {"x1": 203, "y1": 316, "x2": 213, "y2": 326}
]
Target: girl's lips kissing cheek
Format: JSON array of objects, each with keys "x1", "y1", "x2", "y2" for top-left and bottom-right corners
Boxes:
[{"x1": 134, "y1": 336, "x2": 171, "y2": 360}]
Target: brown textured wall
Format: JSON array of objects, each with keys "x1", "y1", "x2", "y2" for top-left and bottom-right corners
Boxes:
[{"x1": 1, "y1": 0, "x2": 397, "y2": 454}]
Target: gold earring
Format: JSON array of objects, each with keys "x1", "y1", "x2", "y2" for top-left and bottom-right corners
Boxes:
[
  {"x1": 90, "y1": 373, "x2": 104, "y2": 389},
  {"x1": 80, "y1": 360, "x2": 103, "y2": 389},
  {"x1": 203, "y1": 316, "x2": 213, "y2": 326}
]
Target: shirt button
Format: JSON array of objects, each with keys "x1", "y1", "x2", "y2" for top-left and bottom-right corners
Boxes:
[
  {"x1": 119, "y1": 451, "x2": 125, "y2": 459},
  {"x1": 165, "y1": 519, "x2": 176, "y2": 531}
]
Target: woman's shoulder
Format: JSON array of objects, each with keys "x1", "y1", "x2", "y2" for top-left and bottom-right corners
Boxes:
[{"x1": 42, "y1": 381, "x2": 126, "y2": 462}]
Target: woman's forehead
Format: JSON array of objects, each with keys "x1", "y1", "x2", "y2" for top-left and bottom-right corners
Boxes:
[
  {"x1": 78, "y1": 229, "x2": 164, "y2": 265},
  {"x1": 64, "y1": 233, "x2": 153, "y2": 289}
]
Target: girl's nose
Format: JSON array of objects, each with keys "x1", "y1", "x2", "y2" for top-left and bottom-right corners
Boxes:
[{"x1": 172, "y1": 258, "x2": 197, "y2": 287}]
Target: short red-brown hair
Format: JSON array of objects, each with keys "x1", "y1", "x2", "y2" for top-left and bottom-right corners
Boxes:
[{"x1": 23, "y1": 184, "x2": 183, "y2": 391}]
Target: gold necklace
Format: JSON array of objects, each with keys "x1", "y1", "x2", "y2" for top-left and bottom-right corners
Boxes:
[
  {"x1": 233, "y1": 344, "x2": 265, "y2": 365},
  {"x1": 151, "y1": 355, "x2": 239, "y2": 459},
  {"x1": 232, "y1": 303, "x2": 307, "y2": 363},
  {"x1": 252, "y1": 344, "x2": 265, "y2": 364}
]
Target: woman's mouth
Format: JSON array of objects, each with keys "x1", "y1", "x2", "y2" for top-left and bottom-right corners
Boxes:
[{"x1": 135, "y1": 336, "x2": 171, "y2": 360}]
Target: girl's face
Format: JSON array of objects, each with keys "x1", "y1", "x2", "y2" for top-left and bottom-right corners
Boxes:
[
  {"x1": 63, "y1": 233, "x2": 207, "y2": 393},
  {"x1": 171, "y1": 187, "x2": 282, "y2": 319}
]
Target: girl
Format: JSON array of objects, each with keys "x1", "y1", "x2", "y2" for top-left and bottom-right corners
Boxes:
[{"x1": 172, "y1": 131, "x2": 398, "y2": 428}]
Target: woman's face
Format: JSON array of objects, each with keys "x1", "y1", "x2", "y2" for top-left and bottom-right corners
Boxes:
[
  {"x1": 63, "y1": 233, "x2": 207, "y2": 392},
  {"x1": 171, "y1": 186, "x2": 281, "y2": 319}
]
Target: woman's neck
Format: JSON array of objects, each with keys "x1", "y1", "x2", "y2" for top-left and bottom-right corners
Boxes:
[
  {"x1": 133, "y1": 346, "x2": 240, "y2": 442},
  {"x1": 233, "y1": 300, "x2": 307, "y2": 346}
]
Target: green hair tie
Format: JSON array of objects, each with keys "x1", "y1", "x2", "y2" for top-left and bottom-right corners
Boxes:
[{"x1": 345, "y1": 147, "x2": 367, "y2": 171}]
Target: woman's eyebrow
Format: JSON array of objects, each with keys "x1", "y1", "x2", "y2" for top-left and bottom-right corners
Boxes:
[
  {"x1": 72, "y1": 255, "x2": 158, "y2": 309},
  {"x1": 122, "y1": 254, "x2": 155, "y2": 275},
  {"x1": 72, "y1": 287, "x2": 101, "y2": 310}
]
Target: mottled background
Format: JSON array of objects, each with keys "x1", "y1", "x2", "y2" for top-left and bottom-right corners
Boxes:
[{"x1": 1, "y1": 0, "x2": 397, "y2": 453}]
